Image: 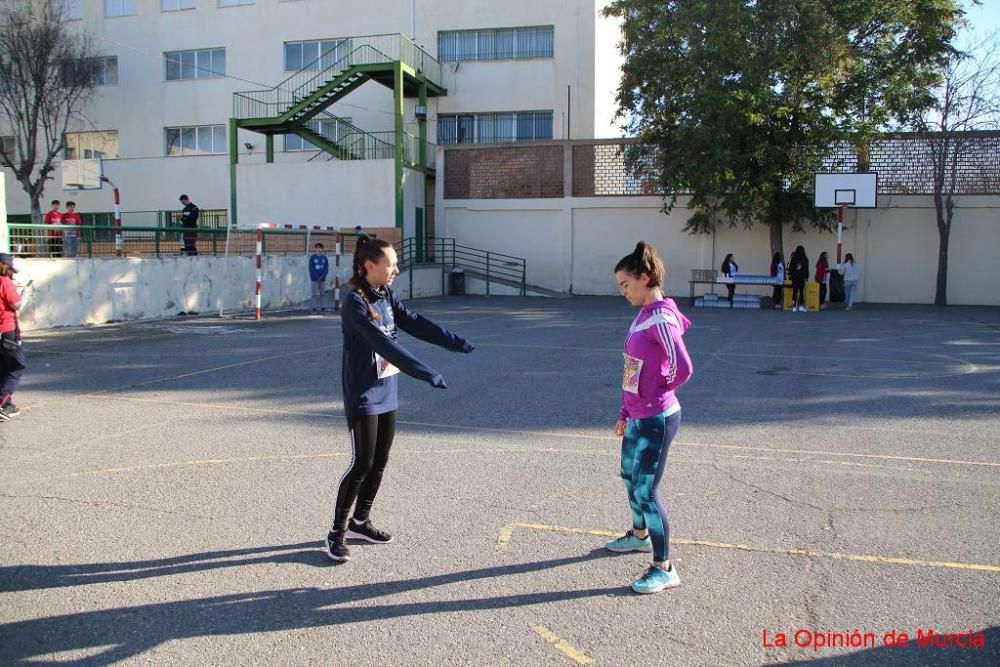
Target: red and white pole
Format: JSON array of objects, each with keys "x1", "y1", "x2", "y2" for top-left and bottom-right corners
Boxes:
[
  {"x1": 100, "y1": 176, "x2": 122, "y2": 256},
  {"x1": 255, "y1": 224, "x2": 267, "y2": 320},
  {"x1": 334, "y1": 232, "x2": 343, "y2": 312},
  {"x1": 836, "y1": 205, "x2": 845, "y2": 264}
]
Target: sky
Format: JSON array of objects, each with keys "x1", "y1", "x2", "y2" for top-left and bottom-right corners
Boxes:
[{"x1": 960, "y1": 0, "x2": 1000, "y2": 47}]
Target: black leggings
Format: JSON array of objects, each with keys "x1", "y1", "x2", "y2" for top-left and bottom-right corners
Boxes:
[
  {"x1": 792, "y1": 279, "x2": 806, "y2": 306},
  {"x1": 332, "y1": 411, "x2": 397, "y2": 532}
]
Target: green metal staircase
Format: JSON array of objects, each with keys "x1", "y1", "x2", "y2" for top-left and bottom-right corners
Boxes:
[
  {"x1": 229, "y1": 33, "x2": 444, "y2": 228},
  {"x1": 232, "y1": 34, "x2": 444, "y2": 156}
]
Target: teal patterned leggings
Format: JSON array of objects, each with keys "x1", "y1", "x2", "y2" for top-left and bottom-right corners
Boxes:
[{"x1": 620, "y1": 410, "x2": 681, "y2": 562}]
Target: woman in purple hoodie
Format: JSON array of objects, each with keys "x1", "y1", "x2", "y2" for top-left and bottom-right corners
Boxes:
[{"x1": 608, "y1": 241, "x2": 694, "y2": 594}]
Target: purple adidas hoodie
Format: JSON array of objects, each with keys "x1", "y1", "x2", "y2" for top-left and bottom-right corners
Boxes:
[{"x1": 618, "y1": 298, "x2": 694, "y2": 421}]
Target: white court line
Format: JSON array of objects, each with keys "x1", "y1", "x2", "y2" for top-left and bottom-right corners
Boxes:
[{"x1": 86, "y1": 344, "x2": 343, "y2": 396}]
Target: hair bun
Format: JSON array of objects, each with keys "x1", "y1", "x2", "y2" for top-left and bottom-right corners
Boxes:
[
  {"x1": 633, "y1": 241, "x2": 647, "y2": 256},
  {"x1": 356, "y1": 234, "x2": 371, "y2": 247}
]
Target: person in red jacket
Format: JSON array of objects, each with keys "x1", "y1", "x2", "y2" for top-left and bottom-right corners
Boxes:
[
  {"x1": 0, "y1": 253, "x2": 27, "y2": 420},
  {"x1": 815, "y1": 251, "x2": 831, "y2": 309},
  {"x1": 62, "y1": 201, "x2": 83, "y2": 258},
  {"x1": 42, "y1": 200, "x2": 62, "y2": 257}
]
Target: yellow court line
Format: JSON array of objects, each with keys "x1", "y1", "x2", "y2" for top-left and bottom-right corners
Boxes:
[
  {"x1": 497, "y1": 523, "x2": 1000, "y2": 574},
  {"x1": 532, "y1": 626, "x2": 594, "y2": 666},
  {"x1": 82, "y1": 394, "x2": 1000, "y2": 470}
]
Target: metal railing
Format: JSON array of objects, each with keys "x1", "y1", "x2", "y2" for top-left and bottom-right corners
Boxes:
[
  {"x1": 234, "y1": 34, "x2": 442, "y2": 121},
  {"x1": 394, "y1": 237, "x2": 526, "y2": 296},
  {"x1": 5, "y1": 224, "x2": 361, "y2": 259}
]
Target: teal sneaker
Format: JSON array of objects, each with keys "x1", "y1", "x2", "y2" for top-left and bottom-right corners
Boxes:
[
  {"x1": 630, "y1": 564, "x2": 680, "y2": 594},
  {"x1": 605, "y1": 530, "x2": 652, "y2": 553}
]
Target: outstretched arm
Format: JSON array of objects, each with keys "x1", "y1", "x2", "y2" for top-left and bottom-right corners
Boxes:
[
  {"x1": 343, "y1": 295, "x2": 446, "y2": 387},
  {"x1": 391, "y1": 292, "x2": 473, "y2": 353}
]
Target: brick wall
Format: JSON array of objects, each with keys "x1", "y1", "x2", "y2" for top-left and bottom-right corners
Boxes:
[{"x1": 444, "y1": 145, "x2": 564, "y2": 199}]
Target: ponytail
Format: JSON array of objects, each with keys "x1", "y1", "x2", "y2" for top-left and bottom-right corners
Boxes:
[
  {"x1": 614, "y1": 241, "x2": 665, "y2": 289},
  {"x1": 349, "y1": 234, "x2": 391, "y2": 320}
]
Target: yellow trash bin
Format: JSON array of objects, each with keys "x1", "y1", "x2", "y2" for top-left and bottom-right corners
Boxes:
[
  {"x1": 805, "y1": 282, "x2": 820, "y2": 312},
  {"x1": 783, "y1": 282, "x2": 793, "y2": 311}
]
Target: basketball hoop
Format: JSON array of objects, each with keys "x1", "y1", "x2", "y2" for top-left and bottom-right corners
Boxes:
[{"x1": 815, "y1": 173, "x2": 877, "y2": 263}]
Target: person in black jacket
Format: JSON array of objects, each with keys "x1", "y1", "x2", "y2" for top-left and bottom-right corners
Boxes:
[
  {"x1": 326, "y1": 235, "x2": 474, "y2": 562},
  {"x1": 788, "y1": 245, "x2": 809, "y2": 312},
  {"x1": 720, "y1": 253, "x2": 739, "y2": 304},
  {"x1": 178, "y1": 194, "x2": 199, "y2": 256}
]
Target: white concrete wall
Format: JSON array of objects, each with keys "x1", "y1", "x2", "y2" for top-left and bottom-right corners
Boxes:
[
  {"x1": 395, "y1": 264, "x2": 445, "y2": 299},
  {"x1": 441, "y1": 201, "x2": 571, "y2": 290},
  {"x1": 439, "y1": 194, "x2": 1000, "y2": 306},
  {"x1": 15, "y1": 255, "x2": 324, "y2": 330},
  {"x1": 2, "y1": 1, "x2": 609, "y2": 216},
  {"x1": 237, "y1": 159, "x2": 396, "y2": 228}
]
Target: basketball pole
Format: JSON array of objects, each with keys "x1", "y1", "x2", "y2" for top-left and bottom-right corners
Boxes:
[
  {"x1": 99, "y1": 176, "x2": 122, "y2": 257},
  {"x1": 836, "y1": 204, "x2": 846, "y2": 264}
]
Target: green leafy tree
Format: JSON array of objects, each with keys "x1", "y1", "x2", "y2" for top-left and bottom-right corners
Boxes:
[
  {"x1": 603, "y1": 0, "x2": 962, "y2": 255},
  {"x1": 0, "y1": 1, "x2": 98, "y2": 223}
]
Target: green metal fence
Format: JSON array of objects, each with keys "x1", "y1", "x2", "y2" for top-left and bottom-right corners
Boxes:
[{"x1": 6, "y1": 223, "x2": 372, "y2": 259}]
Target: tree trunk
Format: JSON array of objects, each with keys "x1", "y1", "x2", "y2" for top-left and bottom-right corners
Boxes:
[
  {"x1": 769, "y1": 220, "x2": 783, "y2": 259},
  {"x1": 933, "y1": 192, "x2": 949, "y2": 306},
  {"x1": 30, "y1": 196, "x2": 42, "y2": 225}
]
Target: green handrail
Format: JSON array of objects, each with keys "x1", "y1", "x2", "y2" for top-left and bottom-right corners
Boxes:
[{"x1": 234, "y1": 34, "x2": 442, "y2": 121}]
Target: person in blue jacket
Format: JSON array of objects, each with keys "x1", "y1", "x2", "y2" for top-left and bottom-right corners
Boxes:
[
  {"x1": 326, "y1": 235, "x2": 474, "y2": 562},
  {"x1": 308, "y1": 243, "x2": 330, "y2": 314}
]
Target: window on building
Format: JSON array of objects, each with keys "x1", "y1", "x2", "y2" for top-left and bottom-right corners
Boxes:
[
  {"x1": 218, "y1": 0, "x2": 254, "y2": 6},
  {"x1": 284, "y1": 39, "x2": 348, "y2": 71},
  {"x1": 65, "y1": 131, "x2": 120, "y2": 160},
  {"x1": 438, "y1": 26, "x2": 554, "y2": 62},
  {"x1": 438, "y1": 111, "x2": 552, "y2": 144},
  {"x1": 166, "y1": 125, "x2": 227, "y2": 156},
  {"x1": 162, "y1": 0, "x2": 196, "y2": 10},
  {"x1": 0, "y1": 136, "x2": 15, "y2": 155},
  {"x1": 52, "y1": 0, "x2": 82, "y2": 20},
  {"x1": 64, "y1": 56, "x2": 118, "y2": 86},
  {"x1": 165, "y1": 48, "x2": 225, "y2": 80},
  {"x1": 104, "y1": 0, "x2": 137, "y2": 17},
  {"x1": 284, "y1": 118, "x2": 351, "y2": 151}
]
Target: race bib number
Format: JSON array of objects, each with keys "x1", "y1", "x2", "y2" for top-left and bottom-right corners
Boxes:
[
  {"x1": 376, "y1": 353, "x2": 399, "y2": 379},
  {"x1": 622, "y1": 353, "x2": 643, "y2": 394}
]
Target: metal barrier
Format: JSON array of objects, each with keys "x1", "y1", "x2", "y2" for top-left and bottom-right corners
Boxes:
[
  {"x1": 394, "y1": 236, "x2": 527, "y2": 296},
  {"x1": 6, "y1": 224, "x2": 370, "y2": 259}
]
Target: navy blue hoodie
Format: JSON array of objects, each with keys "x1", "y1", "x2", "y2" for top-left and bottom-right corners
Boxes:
[{"x1": 341, "y1": 282, "x2": 470, "y2": 420}]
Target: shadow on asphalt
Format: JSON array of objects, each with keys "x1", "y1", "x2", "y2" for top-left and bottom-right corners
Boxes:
[{"x1": 0, "y1": 546, "x2": 627, "y2": 664}]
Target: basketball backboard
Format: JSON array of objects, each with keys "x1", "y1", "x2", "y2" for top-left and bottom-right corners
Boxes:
[
  {"x1": 814, "y1": 172, "x2": 877, "y2": 208},
  {"x1": 61, "y1": 158, "x2": 104, "y2": 191}
]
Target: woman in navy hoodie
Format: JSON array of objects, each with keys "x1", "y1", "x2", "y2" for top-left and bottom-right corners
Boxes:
[{"x1": 326, "y1": 236, "x2": 474, "y2": 562}]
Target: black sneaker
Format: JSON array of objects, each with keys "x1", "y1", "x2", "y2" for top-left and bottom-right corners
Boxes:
[
  {"x1": 324, "y1": 530, "x2": 350, "y2": 562},
  {"x1": 347, "y1": 518, "x2": 393, "y2": 544}
]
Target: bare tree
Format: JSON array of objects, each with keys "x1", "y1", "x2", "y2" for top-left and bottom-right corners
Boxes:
[
  {"x1": 0, "y1": 0, "x2": 98, "y2": 222},
  {"x1": 911, "y1": 32, "x2": 1000, "y2": 305}
]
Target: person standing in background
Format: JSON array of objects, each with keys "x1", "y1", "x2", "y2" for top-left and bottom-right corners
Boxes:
[
  {"x1": 815, "y1": 252, "x2": 831, "y2": 310},
  {"x1": 62, "y1": 201, "x2": 83, "y2": 258},
  {"x1": 309, "y1": 243, "x2": 330, "y2": 314},
  {"x1": 179, "y1": 194, "x2": 199, "y2": 256},
  {"x1": 43, "y1": 200, "x2": 62, "y2": 258},
  {"x1": 770, "y1": 252, "x2": 785, "y2": 310},
  {"x1": 838, "y1": 253, "x2": 861, "y2": 310},
  {"x1": 789, "y1": 246, "x2": 809, "y2": 313},
  {"x1": 720, "y1": 253, "x2": 739, "y2": 305}
]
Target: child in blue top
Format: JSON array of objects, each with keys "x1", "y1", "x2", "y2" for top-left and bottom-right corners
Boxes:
[
  {"x1": 326, "y1": 236, "x2": 474, "y2": 562},
  {"x1": 308, "y1": 243, "x2": 329, "y2": 314}
]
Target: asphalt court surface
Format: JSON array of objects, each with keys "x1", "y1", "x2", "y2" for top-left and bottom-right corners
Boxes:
[{"x1": 1, "y1": 297, "x2": 998, "y2": 666}]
